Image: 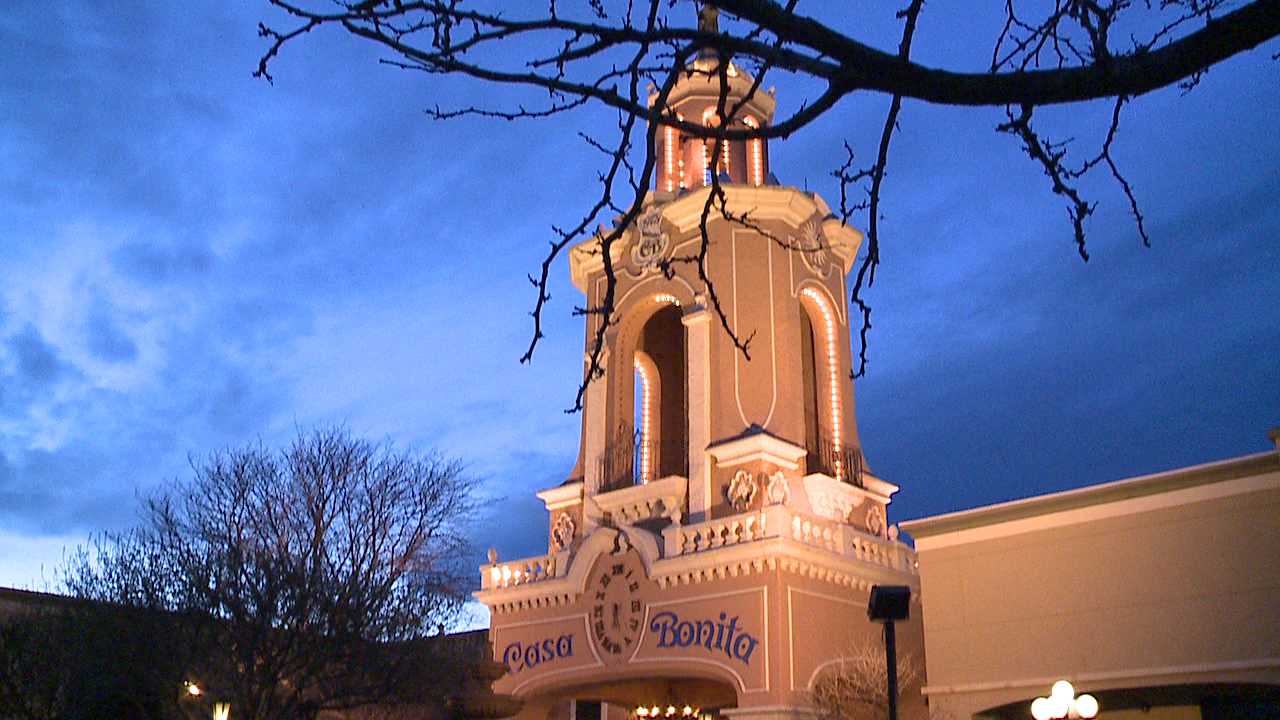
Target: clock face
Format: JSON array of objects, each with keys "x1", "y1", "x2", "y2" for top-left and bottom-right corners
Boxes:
[{"x1": 588, "y1": 550, "x2": 646, "y2": 661}]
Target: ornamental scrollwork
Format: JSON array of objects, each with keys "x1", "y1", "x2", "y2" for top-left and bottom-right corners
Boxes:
[
  {"x1": 765, "y1": 470, "x2": 790, "y2": 506},
  {"x1": 865, "y1": 504, "x2": 887, "y2": 538},
  {"x1": 726, "y1": 469, "x2": 758, "y2": 512},
  {"x1": 630, "y1": 209, "x2": 671, "y2": 271},
  {"x1": 795, "y1": 217, "x2": 830, "y2": 274},
  {"x1": 551, "y1": 512, "x2": 576, "y2": 551}
]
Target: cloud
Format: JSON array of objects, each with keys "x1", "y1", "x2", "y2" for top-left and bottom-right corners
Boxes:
[{"x1": 8, "y1": 324, "x2": 67, "y2": 385}]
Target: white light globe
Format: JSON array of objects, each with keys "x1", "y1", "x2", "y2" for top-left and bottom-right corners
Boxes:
[
  {"x1": 1031, "y1": 697, "x2": 1052, "y2": 720},
  {"x1": 1051, "y1": 680, "x2": 1075, "y2": 700},
  {"x1": 1075, "y1": 694, "x2": 1099, "y2": 719},
  {"x1": 1048, "y1": 696, "x2": 1070, "y2": 719}
]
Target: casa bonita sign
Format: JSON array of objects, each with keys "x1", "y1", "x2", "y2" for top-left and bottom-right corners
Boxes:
[
  {"x1": 502, "y1": 611, "x2": 760, "y2": 674},
  {"x1": 649, "y1": 610, "x2": 759, "y2": 665}
]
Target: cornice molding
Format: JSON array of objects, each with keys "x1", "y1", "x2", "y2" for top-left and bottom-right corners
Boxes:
[
  {"x1": 592, "y1": 475, "x2": 689, "y2": 525},
  {"x1": 709, "y1": 431, "x2": 807, "y2": 471},
  {"x1": 536, "y1": 482, "x2": 584, "y2": 511},
  {"x1": 569, "y1": 187, "x2": 865, "y2": 293}
]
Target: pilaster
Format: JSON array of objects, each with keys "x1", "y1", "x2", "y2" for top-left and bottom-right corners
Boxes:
[{"x1": 683, "y1": 301, "x2": 713, "y2": 523}]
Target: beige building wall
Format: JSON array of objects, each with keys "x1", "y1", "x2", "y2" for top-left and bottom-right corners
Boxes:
[{"x1": 902, "y1": 449, "x2": 1280, "y2": 720}]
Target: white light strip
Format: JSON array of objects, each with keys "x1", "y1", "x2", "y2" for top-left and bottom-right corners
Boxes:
[
  {"x1": 801, "y1": 288, "x2": 843, "y2": 480},
  {"x1": 744, "y1": 117, "x2": 763, "y2": 186},
  {"x1": 634, "y1": 357, "x2": 653, "y2": 484}
]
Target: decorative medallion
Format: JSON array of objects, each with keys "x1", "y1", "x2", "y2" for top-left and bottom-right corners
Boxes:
[
  {"x1": 551, "y1": 512, "x2": 576, "y2": 551},
  {"x1": 727, "y1": 469, "x2": 758, "y2": 512},
  {"x1": 765, "y1": 470, "x2": 790, "y2": 506},
  {"x1": 795, "y1": 217, "x2": 830, "y2": 274},
  {"x1": 630, "y1": 209, "x2": 671, "y2": 272},
  {"x1": 587, "y1": 550, "x2": 646, "y2": 661},
  {"x1": 865, "y1": 504, "x2": 887, "y2": 538}
]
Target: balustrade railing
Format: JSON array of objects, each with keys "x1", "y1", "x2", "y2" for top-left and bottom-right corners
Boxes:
[
  {"x1": 483, "y1": 554, "x2": 558, "y2": 590},
  {"x1": 808, "y1": 437, "x2": 865, "y2": 487},
  {"x1": 596, "y1": 426, "x2": 688, "y2": 493},
  {"x1": 663, "y1": 505, "x2": 916, "y2": 574}
]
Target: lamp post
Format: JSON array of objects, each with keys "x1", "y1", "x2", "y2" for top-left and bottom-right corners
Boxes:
[
  {"x1": 1030, "y1": 680, "x2": 1099, "y2": 719},
  {"x1": 867, "y1": 585, "x2": 911, "y2": 720}
]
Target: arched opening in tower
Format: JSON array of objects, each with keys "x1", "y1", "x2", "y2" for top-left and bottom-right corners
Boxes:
[
  {"x1": 799, "y1": 288, "x2": 853, "y2": 483},
  {"x1": 800, "y1": 306, "x2": 823, "y2": 465},
  {"x1": 634, "y1": 304, "x2": 688, "y2": 482}
]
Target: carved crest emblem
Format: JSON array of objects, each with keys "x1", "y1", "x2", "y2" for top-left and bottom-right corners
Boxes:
[
  {"x1": 630, "y1": 209, "x2": 671, "y2": 271},
  {"x1": 765, "y1": 470, "x2": 790, "y2": 506},
  {"x1": 551, "y1": 512, "x2": 576, "y2": 551},
  {"x1": 727, "y1": 469, "x2": 759, "y2": 512},
  {"x1": 795, "y1": 217, "x2": 830, "y2": 274},
  {"x1": 865, "y1": 504, "x2": 887, "y2": 538}
]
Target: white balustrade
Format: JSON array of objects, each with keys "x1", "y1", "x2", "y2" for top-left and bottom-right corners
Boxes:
[
  {"x1": 661, "y1": 504, "x2": 916, "y2": 575},
  {"x1": 483, "y1": 554, "x2": 559, "y2": 590}
]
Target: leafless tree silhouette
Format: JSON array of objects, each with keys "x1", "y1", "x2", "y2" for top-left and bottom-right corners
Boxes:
[
  {"x1": 254, "y1": 0, "x2": 1280, "y2": 407},
  {"x1": 810, "y1": 640, "x2": 924, "y2": 720},
  {"x1": 60, "y1": 427, "x2": 476, "y2": 720}
]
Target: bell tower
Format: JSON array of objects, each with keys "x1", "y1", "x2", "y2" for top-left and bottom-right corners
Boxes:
[
  {"x1": 477, "y1": 41, "x2": 924, "y2": 720},
  {"x1": 564, "y1": 53, "x2": 890, "y2": 532}
]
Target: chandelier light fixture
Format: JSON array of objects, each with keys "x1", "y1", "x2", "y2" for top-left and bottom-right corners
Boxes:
[{"x1": 1031, "y1": 680, "x2": 1099, "y2": 719}]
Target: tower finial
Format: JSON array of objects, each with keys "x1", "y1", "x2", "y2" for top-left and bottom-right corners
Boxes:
[{"x1": 698, "y1": 3, "x2": 720, "y2": 35}]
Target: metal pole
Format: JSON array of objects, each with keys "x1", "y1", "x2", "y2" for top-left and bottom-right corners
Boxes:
[{"x1": 884, "y1": 620, "x2": 898, "y2": 720}]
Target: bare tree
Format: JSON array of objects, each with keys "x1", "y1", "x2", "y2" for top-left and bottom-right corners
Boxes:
[
  {"x1": 61, "y1": 426, "x2": 477, "y2": 720},
  {"x1": 810, "y1": 641, "x2": 924, "y2": 720},
  {"x1": 253, "y1": 0, "x2": 1280, "y2": 404}
]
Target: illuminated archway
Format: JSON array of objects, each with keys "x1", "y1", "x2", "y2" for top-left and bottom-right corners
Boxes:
[{"x1": 799, "y1": 286, "x2": 846, "y2": 481}]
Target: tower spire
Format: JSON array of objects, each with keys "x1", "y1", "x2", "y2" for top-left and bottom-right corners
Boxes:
[{"x1": 698, "y1": 3, "x2": 719, "y2": 34}]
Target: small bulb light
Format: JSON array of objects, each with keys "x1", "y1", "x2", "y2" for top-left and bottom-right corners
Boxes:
[
  {"x1": 1030, "y1": 698, "x2": 1051, "y2": 720},
  {"x1": 1075, "y1": 694, "x2": 1099, "y2": 719}
]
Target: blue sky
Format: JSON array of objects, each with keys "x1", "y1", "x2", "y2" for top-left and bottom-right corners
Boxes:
[{"x1": 1, "y1": 1, "x2": 1277, "y2": 604}]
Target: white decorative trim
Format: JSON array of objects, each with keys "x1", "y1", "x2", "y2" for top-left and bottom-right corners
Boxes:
[
  {"x1": 921, "y1": 657, "x2": 1280, "y2": 696},
  {"x1": 907, "y1": 467, "x2": 1280, "y2": 552},
  {"x1": 538, "y1": 482, "x2": 583, "y2": 511},
  {"x1": 803, "y1": 473, "x2": 866, "y2": 521},
  {"x1": 593, "y1": 475, "x2": 688, "y2": 525},
  {"x1": 709, "y1": 433, "x2": 807, "y2": 471}
]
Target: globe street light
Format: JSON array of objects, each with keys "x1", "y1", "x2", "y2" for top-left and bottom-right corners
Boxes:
[{"x1": 1030, "y1": 680, "x2": 1099, "y2": 719}]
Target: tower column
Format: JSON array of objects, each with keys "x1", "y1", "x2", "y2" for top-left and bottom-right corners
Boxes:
[
  {"x1": 582, "y1": 347, "x2": 610, "y2": 531},
  {"x1": 682, "y1": 300, "x2": 712, "y2": 524}
]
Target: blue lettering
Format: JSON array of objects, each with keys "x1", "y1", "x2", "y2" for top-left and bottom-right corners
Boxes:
[
  {"x1": 645, "y1": 610, "x2": 760, "y2": 666},
  {"x1": 500, "y1": 633, "x2": 575, "y2": 674}
]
